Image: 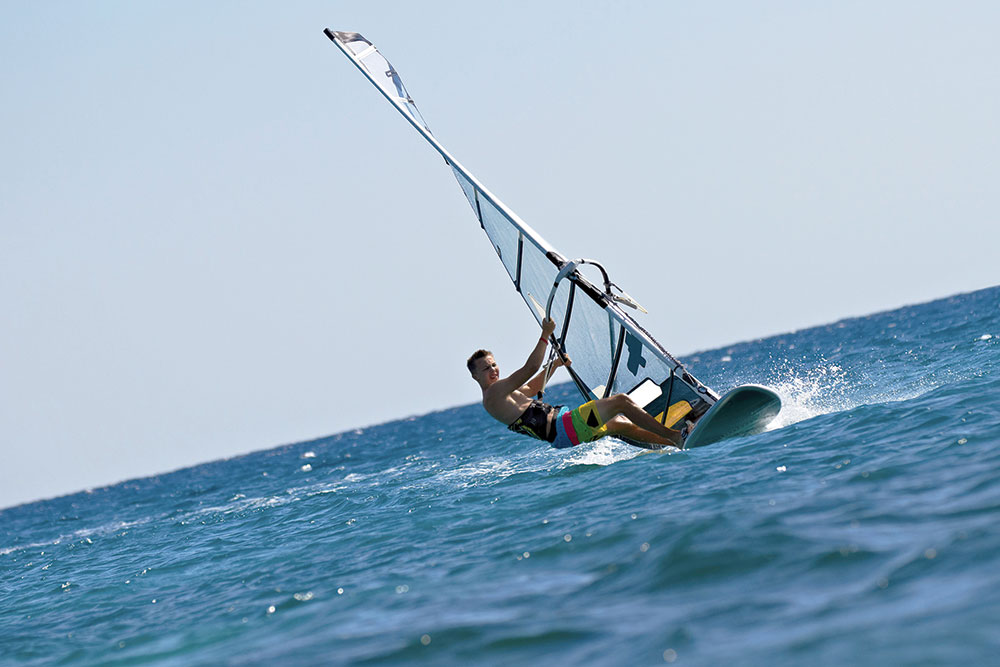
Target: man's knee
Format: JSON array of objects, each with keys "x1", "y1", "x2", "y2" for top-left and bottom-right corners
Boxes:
[
  {"x1": 612, "y1": 393, "x2": 637, "y2": 411},
  {"x1": 596, "y1": 394, "x2": 636, "y2": 422},
  {"x1": 606, "y1": 415, "x2": 628, "y2": 430}
]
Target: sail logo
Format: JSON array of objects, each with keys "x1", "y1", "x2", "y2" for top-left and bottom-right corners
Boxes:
[{"x1": 624, "y1": 333, "x2": 647, "y2": 375}]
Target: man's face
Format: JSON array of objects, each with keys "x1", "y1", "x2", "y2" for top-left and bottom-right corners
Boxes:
[{"x1": 474, "y1": 355, "x2": 499, "y2": 384}]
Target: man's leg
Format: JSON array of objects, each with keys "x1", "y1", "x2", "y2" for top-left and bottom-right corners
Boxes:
[
  {"x1": 603, "y1": 415, "x2": 680, "y2": 449},
  {"x1": 593, "y1": 394, "x2": 683, "y2": 443}
]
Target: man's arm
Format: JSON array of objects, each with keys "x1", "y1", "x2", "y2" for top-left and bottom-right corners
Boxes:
[
  {"x1": 488, "y1": 318, "x2": 557, "y2": 398},
  {"x1": 520, "y1": 355, "x2": 569, "y2": 397}
]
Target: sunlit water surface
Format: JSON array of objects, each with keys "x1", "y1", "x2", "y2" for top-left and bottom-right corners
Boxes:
[{"x1": 3, "y1": 287, "x2": 999, "y2": 665}]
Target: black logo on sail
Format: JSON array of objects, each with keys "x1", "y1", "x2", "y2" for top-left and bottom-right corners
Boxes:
[{"x1": 625, "y1": 333, "x2": 647, "y2": 375}]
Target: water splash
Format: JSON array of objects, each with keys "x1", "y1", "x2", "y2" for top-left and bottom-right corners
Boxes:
[
  {"x1": 764, "y1": 362, "x2": 857, "y2": 428},
  {"x1": 561, "y1": 438, "x2": 643, "y2": 467},
  {"x1": 759, "y1": 354, "x2": 950, "y2": 431}
]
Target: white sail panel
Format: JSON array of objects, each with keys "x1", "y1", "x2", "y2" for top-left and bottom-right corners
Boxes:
[
  {"x1": 329, "y1": 32, "x2": 430, "y2": 131},
  {"x1": 451, "y1": 167, "x2": 521, "y2": 284}
]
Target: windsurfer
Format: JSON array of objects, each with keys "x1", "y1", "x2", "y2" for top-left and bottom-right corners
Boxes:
[{"x1": 468, "y1": 318, "x2": 686, "y2": 450}]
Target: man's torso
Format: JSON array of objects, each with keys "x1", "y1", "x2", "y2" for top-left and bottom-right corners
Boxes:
[{"x1": 482, "y1": 386, "x2": 537, "y2": 425}]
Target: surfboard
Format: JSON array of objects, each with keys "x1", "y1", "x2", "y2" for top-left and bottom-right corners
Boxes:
[{"x1": 682, "y1": 385, "x2": 781, "y2": 448}]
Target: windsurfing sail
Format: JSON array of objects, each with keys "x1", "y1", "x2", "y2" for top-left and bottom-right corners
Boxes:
[{"x1": 326, "y1": 29, "x2": 719, "y2": 429}]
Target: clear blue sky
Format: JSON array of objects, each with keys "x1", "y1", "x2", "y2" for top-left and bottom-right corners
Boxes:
[{"x1": 2, "y1": 1, "x2": 998, "y2": 509}]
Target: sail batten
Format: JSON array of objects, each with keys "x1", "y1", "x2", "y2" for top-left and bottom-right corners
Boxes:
[{"x1": 327, "y1": 30, "x2": 719, "y2": 420}]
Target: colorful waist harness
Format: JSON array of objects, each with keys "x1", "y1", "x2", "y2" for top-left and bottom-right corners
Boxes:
[{"x1": 507, "y1": 400, "x2": 557, "y2": 442}]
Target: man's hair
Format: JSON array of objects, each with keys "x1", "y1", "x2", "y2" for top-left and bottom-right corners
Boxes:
[{"x1": 466, "y1": 349, "x2": 492, "y2": 374}]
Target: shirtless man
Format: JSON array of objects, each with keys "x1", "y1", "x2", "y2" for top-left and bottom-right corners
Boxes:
[{"x1": 467, "y1": 318, "x2": 685, "y2": 450}]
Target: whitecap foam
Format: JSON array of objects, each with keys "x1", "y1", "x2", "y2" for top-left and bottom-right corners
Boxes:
[
  {"x1": 284, "y1": 480, "x2": 344, "y2": 497},
  {"x1": 561, "y1": 438, "x2": 644, "y2": 467},
  {"x1": 0, "y1": 516, "x2": 160, "y2": 556},
  {"x1": 435, "y1": 458, "x2": 522, "y2": 487},
  {"x1": 177, "y1": 494, "x2": 295, "y2": 523}
]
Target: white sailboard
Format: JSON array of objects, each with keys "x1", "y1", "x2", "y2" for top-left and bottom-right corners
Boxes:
[{"x1": 325, "y1": 30, "x2": 780, "y2": 447}]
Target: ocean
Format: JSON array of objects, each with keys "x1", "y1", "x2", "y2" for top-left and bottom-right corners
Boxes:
[{"x1": 2, "y1": 286, "x2": 999, "y2": 665}]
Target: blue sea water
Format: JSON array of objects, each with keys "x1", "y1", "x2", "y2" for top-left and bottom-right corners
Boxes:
[{"x1": 3, "y1": 287, "x2": 1000, "y2": 665}]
